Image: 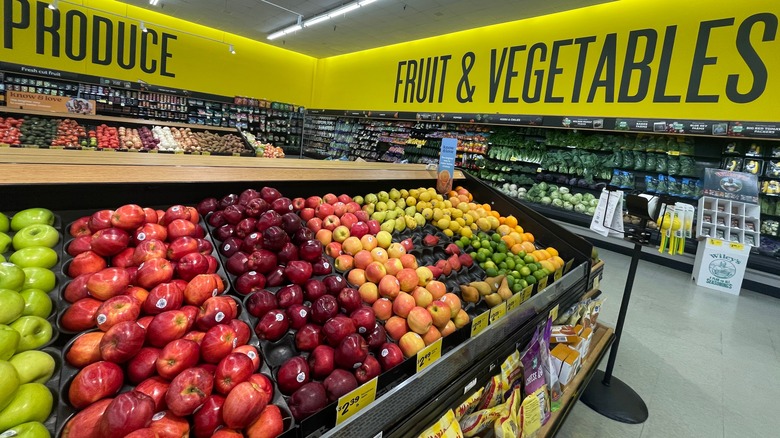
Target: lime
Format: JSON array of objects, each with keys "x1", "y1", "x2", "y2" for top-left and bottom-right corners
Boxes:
[
  {"x1": 499, "y1": 262, "x2": 508, "y2": 270},
  {"x1": 485, "y1": 267, "x2": 498, "y2": 277},
  {"x1": 470, "y1": 252, "x2": 478, "y2": 260},
  {"x1": 478, "y1": 232, "x2": 488, "y2": 240},
  {"x1": 525, "y1": 275, "x2": 537, "y2": 285},
  {"x1": 520, "y1": 279, "x2": 529, "y2": 289},
  {"x1": 491, "y1": 253, "x2": 506, "y2": 264},
  {"x1": 519, "y1": 266, "x2": 531, "y2": 277},
  {"x1": 511, "y1": 282, "x2": 522, "y2": 293},
  {"x1": 533, "y1": 270, "x2": 547, "y2": 280},
  {"x1": 527, "y1": 263, "x2": 538, "y2": 273},
  {"x1": 476, "y1": 252, "x2": 487, "y2": 262},
  {"x1": 511, "y1": 270, "x2": 522, "y2": 279},
  {"x1": 516, "y1": 250, "x2": 526, "y2": 258},
  {"x1": 472, "y1": 240, "x2": 481, "y2": 249},
  {"x1": 523, "y1": 255, "x2": 535, "y2": 264},
  {"x1": 506, "y1": 276, "x2": 515, "y2": 288},
  {"x1": 492, "y1": 233, "x2": 502, "y2": 243},
  {"x1": 497, "y1": 243, "x2": 508, "y2": 253},
  {"x1": 490, "y1": 241, "x2": 498, "y2": 250},
  {"x1": 460, "y1": 236, "x2": 471, "y2": 246}
]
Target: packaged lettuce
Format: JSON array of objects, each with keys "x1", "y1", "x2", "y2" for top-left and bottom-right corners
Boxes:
[
  {"x1": 680, "y1": 156, "x2": 697, "y2": 176},
  {"x1": 667, "y1": 157, "x2": 680, "y2": 176},
  {"x1": 645, "y1": 153, "x2": 658, "y2": 172},
  {"x1": 621, "y1": 171, "x2": 635, "y2": 189},
  {"x1": 655, "y1": 155, "x2": 668, "y2": 173},
  {"x1": 656, "y1": 175, "x2": 668, "y2": 194},
  {"x1": 667, "y1": 176, "x2": 681, "y2": 196},
  {"x1": 694, "y1": 179, "x2": 703, "y2": 199},
  {"x1": 610, "y1": 169, "x2": 621, "y2": 187},
  {"x1": 645, "y1": 175, "x2": 658, "y2": 193},
  {"x1": 680, "y1": 139, "x2": 695, "y2": 156},
  {"x1": 622, "y1": 150, "x2": 634, "y2": 169},
  {"x1": 667, "y1": 138, "x2": 680, "y2": 155},
  {"x1": 681, "y1": 178, "x2": 695, "y2": 198},
  {"x1": 612, "y1": 151, "x2": 623, "y2": 168},
  {"x1": 635, "y1": 152, "x2": 646, "y2": 170}
]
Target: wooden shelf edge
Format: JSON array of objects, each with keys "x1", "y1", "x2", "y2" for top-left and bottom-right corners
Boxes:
[
  {"x1": 1, "y1": 107, "x2": 238, "y2": 132},
  {"x1": 539, "y1": 323, "x2": 615, "y2": 438}
]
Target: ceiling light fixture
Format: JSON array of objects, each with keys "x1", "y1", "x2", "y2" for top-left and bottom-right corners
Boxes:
[
  {"x1": 48, "y1": 0, "x2": 57, "y2": 10},
  {"x1": 268, "y1": 0, "x2": 380, "y2": 40},
  {"x1": 149, "y1": 0, "x2": 160, "y2": 6},
  {"x1": 229, "y1": 44, "x2": 236, "y2": 54}
]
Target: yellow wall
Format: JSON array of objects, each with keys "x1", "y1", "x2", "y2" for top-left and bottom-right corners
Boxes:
[
  {"x1": 0, "y1": 0, "x2": 316, "y2": 105},
  {"x1": 313, "y1": 0, "x2": 780, "y2": 121}
]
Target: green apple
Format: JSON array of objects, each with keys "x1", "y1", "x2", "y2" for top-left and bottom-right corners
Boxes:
[
  {"x1": 0, "y1": 361, "x2": 20, "y2": 412},
  {"x1": 1, "y1": 421, "x2": 49, "y2": 438},
  {"x1": 9, "y1": 351, "x2": 55, "y2": 384},
  {"x1": 0, "y1": 213, "x2": 9, "y2": 233},
  {"x1": 10, "y1": 209, "x2": 55, "y2": 232},
  {"x1": 353, "y1": 195, "x2": 364, "y2": 205},
  {"x1": 9, "y1": 247, "x2": 58, "y2": 269},
  {"x1": 21, "y1": 268, "x2": 55, "y2": 293},
  {"x1": 11, "y1": 225, "x2": 59, "y2": 250},
  {"x1": 0, "y1": 233, "x2": 11, "y2": 254},
  {"x1": 0, "y1": 290, "x2": 24, "y2": 325},
  {"x1": 19, "y1": 290, "x2": 52, "y2": 318},
  {"x1": 0, "y1": 263, "x2": 25, "y2": 291},
  {"x1": 0, "y1": 255, "x2": 4, "y2": 263},
  {"x1": 9, "y1": 317, "x2": 52, "y2": 352},
  {"x1": 0, "y1": 325, "x2": 20, "y2": 361},
  {"x1": 0, "y1": 383, "x2": 52, "y2": 432}
]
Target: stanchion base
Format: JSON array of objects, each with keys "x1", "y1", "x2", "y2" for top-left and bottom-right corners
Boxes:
[{"x1": 580, "y1": 371, "x2": 648, "y2": 424}]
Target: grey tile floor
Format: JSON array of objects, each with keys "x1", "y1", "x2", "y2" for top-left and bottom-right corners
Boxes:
[{"x1": 557, "y1": 248, "x2": 780, "y2": 438}]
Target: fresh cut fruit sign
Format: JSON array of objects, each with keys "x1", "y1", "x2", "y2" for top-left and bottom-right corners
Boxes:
[{"x1": 313, "y1": 0, "x2": 780, "y2": 122}]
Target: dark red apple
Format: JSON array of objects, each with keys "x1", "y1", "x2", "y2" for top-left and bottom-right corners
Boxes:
[
  {"x1": 135, "y1": 258, "x2": 174, "y2": 290},
  {"x1": 219, "y1": 193, "x2": 239, "y2": 209},
  {"x1": 192, "y1": 395, "x2": 225, "y2": 438},
  {"x1": 235, "y1": 218, "x2": 257, "y2": 239},
  {"x1": 308, "y1": 345, "x2": 335, "y2": 380},
  {"x1": 95, "y1": 295, "x2": 141, "y2": 331},
  {"x1": 245, "y1": 197, "x2": 270, "y2": 218},
  {"x1": 196, "y1": 295, "x2": 238, "y2": 331},
  {"x1": 277, "y1": 356, "x2": 309, "y2": 395},
  {"x1": 254, "y1": 309, "x2": 289, "y2": 342},
  {"x1": 156, "y1": 338, "x2": 200, "y2": 380},
  {"x1": 67, "y1": 252, "x2": 110, "y2": 283},
  {"x1": 355, "y1": 354, "x2": 381, "y2": 384},
  {"x1": 70, "y1": 216, "x2": 92, "y2": 237},
  {"x1": 68, "y1": 361, "x2": 124, "y2": 409},
  {"x1": 67, "y1": 235, "x2": 92, "y2": 256},
  {"x1": 312, "y1": 256, "x2": 333, "y2": 276},
  {"x1": 367, "y1": 220, "x2": 380, "y2": 235},
  {"x1": 350, "y1": 306, "x2": 377, "y2": 335},
  {"x1": 89, "y1": 209, "x2": 114, "y2": 232},
  {"x1": 288, "y1": 382, "x2": 327, "y2": 421},
  {"x1": 235, "y1": 270, "x2": 266, "y2": 295},
  {"x1": 323, "y1": 315, "x2": 357, "y2": 347},
  {"x1": 238, "y1": 189, "x2": 261, "y2": 206},
  {"x1": 221, "y1": 205, "x2": 244, "y2": 226},
  {"x1": 226, "y1": 251, "x2": 249, "y2": 275},
  {"x1": 311, "y1": 295, "x2": 339, "y2": 324},
  {"x1": 324, "y1": 369, "x2": 358, "y2": 402},
  {"x1": 208, "y1": 211, "x2": 226, "y2": 228},
  {"x1": 197, "y1": 197, "x2": 219, "y2": 215},
  {"x1": 176, "y1": 252, "x2": 210, "y2": 281},
  {"x1": 338, "y1": 288, "x2": 363, "y2": 314},
  {"x1": 299, "y1": 240, "x2": 323, "y2": 262},
  {"x1": 246, "y1": 249, "x2": 277, "y2": 274},
  {"x1": 197, "y1": 238, "x2": 213, "y2": 254},
  {"x1": 295, "y1": 324, "x2": 322, "y2": 352},
  {"x1": 260, "y1": 186, "x2": 282, "y2": 203},
  {"x1": 286, "y1": 304, "x2": 310, "y2": 330},
  {"x1": 240, "y1": 232, "x2": 264, "y2": 253},
  {"x1": 272, "y1": 197, "x2": 294, "y2": 216},
  {"x1": 100, "y1": 320, "x2": 146, "y2": 363},
  {"x1": 323, "y1": 275, "x2": 347, "y2": 295},
  {"x1": 265, "y1": 266, "x2": 286, "y2": 287},
  {"x1": 165, "y1": 367, "x2": 213, "y2": 417},
  {"x1": 60, "y1": 297, "x2": 101, "y2": 332},
  {"x1": 277, "y1": 284, "x2": 304, "y2": 309},
  {"x1": 245, "y1": 289, "x2": 277, "y2": 318},
  {"x1": 135, "y1": 376, "x2": 170, "y2": 412},
  {"x1": 280, "y1": 211, "x2": 302, "y2": 234},
  {"x1": 98, "y1": 390, "x2": 155, "y2": 437},
  {"x1": 63, "y1": 274, "x2": 91, "y2": 303},
  {"x1": 256, "y1": 210, "x2": 282, "y2": 232},
  {"x1": 304, "y1": 278, "x2": 327, "y2": 302},
  {"x1": 214, "y1": 224, "x2": 235, "y2": 241},
  {"x1": 335, "y1": 333, "x2": 369, "y2": 370},
  {"x1": 284, "y1": 260, "x2": 313, "y2": 285},
  {"x1": 262, "y1": 226, "x2": 289, "y2": 252},
  {"x1": 146, "y1": 310, "x2": 189, "y2": 347},
  {"x1": 143, "y1": 282, "x2": 184, "y2": 315},
  {"x1": 91, "y1": 227, "x2": 130, "y2": 257},
  {"x1": 365, "y1": 322, "x2": 387, "y2": 351},
  {"x1": 293, "y1": 227, "x2": 315, "y2": 245},
  {"x1": 378, "y1": 342, "x2": 404, "y2": 371},
  {"x1": 277, "y1": 242, "x2": 299, "y2": 264},
  {"x1": 200, "y1": 324, "x2": 238, "y2": 364}
]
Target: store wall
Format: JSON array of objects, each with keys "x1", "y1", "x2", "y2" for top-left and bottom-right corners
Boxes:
[
  {"x1": 312, "y1": 0, "x2": 780, "y2": 122},
  {"x1": 0, "y1": 0, "x2": 316, "y2": 105}
]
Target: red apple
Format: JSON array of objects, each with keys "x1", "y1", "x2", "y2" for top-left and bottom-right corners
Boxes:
[
  {"x1": 146, "y1": 310, "x2": 189, "y2": 347},
  {"x1": 223, "y1": 374, "x2": 273, "y2": 429},
  {"x1": 95, "y1": 294, "x2": 141, "y2": 331},
  {"x1": 300, "y1": 207, "x2": 315, "y2": 221},
  {"x1": 68, "y1": 250, "x2": 107, "y2": 278},
  {"x1": 284, "y1": 260, "x2": 313, "y2": 285},
  {"x1": 292, "y1": 197, "x2": 306, "y2": 211},
  {"x1": 149, "y1": 410, "x2": 190, "y2": 438},
  {"x1": 355, "y1": 354, "x2": 381, "y2": 384},
  {"x1": 338, "y1": 288, "x2": 363, "y2": 314},
  {"x1": 143, "y1": 282, "x2": 184, "y2": 315},
  {"x1": 315, "y1": 203, "x2": 334, "y2": 220},
  {"x1": 305, "y1": 196, "x2": 322, "y2": 209},
  {"x1": 239, "y1": 189, "x2": 261, "y2": 206},
  {"x1": 67, "y1": 235, "x2": 92, "y2": 256},
  {"x1": 350, "y1": 221, "x2": 370, "y2": 239},
  {"x1": 365, "y1": 322, "x2": 388, "y2": 351},
  {"x1": 235, "y1": 270, "x2": 266, "y2": 295},
  {"x1": 323, "y1": 315, "x2": 357, "y2": 347},
  {"x1": 215, "y1": 352, "x2": 254, "y2": 394},
  {"x1": 68, "y1": 361, "x2": 124, "y2": 408},
  {"x1": 246, "y1": 249, "x2": 277, "y2": 274},
  {"x1": 354, "y1": 210, "x2": 369, "y2": 223},
  {"x1": 226, "y1": 251, "x2": 249, "y2": 275},
  {"x1": 286, "y1": 304, "x2": 310, "y2": 330},
  {"x1": 235, "y1": 217, "x2": 258, "y2": 239},
  {"x1": 98, "y1": 390, "x2": 156, "y2": 437},
  {"x1": 127, "y1": 347, "x2": 162, "y2": 384},
  {"x1": 299, "y1": 239, "x2": 323, "y2": 262},
  {"x1": 350, "y1": 306, "x2": 377, "y2": 335},
  {"x1": 332, "y1": 202, "x2": 347, "y2": 217},
  {"x1": 245, "y1": 289, "x2": 278, "y2": 318},
  {"x1": 295, "y1": 323, "x2": 323, "y2": 352},
  {"x1": 196, "y1": 295, "x2": 238, "y2": 331},
  {"x1": 61, "y1": 297, "x2": 102, "y2": 332},
  {"x1": 100, "y1": 320, "x2": 146, "y2": 363},
  {"x1": 200, "y1": 324, "x2": 238, "y2": 364},
  {"x1": 70, "y1": 216, "x2": 92, "y2": 237},
  {"x1": 325, "y1": 242, "x2": 342, "y2": 259},
  {"x1": 304, "y1": 278, "x2": 327, "y2": 301},
  {"x1": 366, "y1": 220, "x2": 380, "y2": 235},
  {"x1": 345, "y1": 201, "x2": 360, "y2": 214},
  {"x1": 311, "y1": 295, "x2": 339, "y2": 324},
  {"x1": 215, "y1": 224, "x2": 235, "y2": 241},
  {"x1": 277, "y1": 242, "x2": 299, "y2": 265},
  {"x1": 256, "y1": 210, "x2": 282, "y2": 232},
  {"x1": 254, "y1": 309, "x2": 289, "y2": 342},
  {"x1": 246, "y1": 404, "x2": 284, "y2": 438},
  {"x1": 166, "y1": 367, "x2": 213, "y2": 416},
  {"x1": 89, "y1": 209, "x2": 114, "y2": 232},
  {"x1": 288, "y1": 382, "x2": 327, "y2": 421},
  {"x1": 65, "y1": 331, "x2": 104, "y2": 368},
  {"x1": 324, "y1": 368, "x2": 358, "y2": 402},
  {"x1": 167, "y1": 236, "x2": 199, "y2": 261},
  {"x1": 176, "y1": 252, "x2": 210, "y2": 281},
  {"x1": 229, "y1": 319, "x2": 251, "y2": 346},
  {"x1": 110, "y1": 247, "x2": 135, "y2": 268},
  {"x1": 135, "y1": 258, "x2": 174, "y2": 290},
  {"x1": 232, "y1": 344, "x2": 261, "y2": 371},
  {"x1": 340, "y1": 212, "x2": 358, "y2": 230},
  {"x1": 135, "y1": 376, "x2": 170, "y2": 412},
  {"x1": 323, "y1": 274, "x2": 347, "y2": 295},
  {"x1": 91, "y1": 227, "x2": 130, "y2": 257},
  {"x1": 277, "y1": 356, "x2": 310, "y2": 395},
  {"x1": 156, "y1": 338, "x2": 200, "y2": 380},
  {"x1": 167, "y1": 219, "x2": 198, "y2": 240},
  {"x1": 378, "y1": 342, "x2": 405, "y2": 371},
  {"x1": 245, "y1": 197, "x2": 270, "y2": 218},
  {"x1": 64, "y1": 274, "x2": 91, "y2": 303},
  {"x1": 192, "y1": 395, "x2": 225, "y2": 438},
  {"x1": 183, "y1": 274, "x2": 225, "y2": 306},
  {"x1": 86, "y1": 267, "x2": 131, "y2": 301},
  {"x1": 143, "y1": 207, "x2": 159, "y2": 224}
]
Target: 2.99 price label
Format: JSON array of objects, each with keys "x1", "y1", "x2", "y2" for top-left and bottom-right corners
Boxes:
[
  {"x1": 416, "y1": 338, "x2": 442, "y2": 373},
  {"x1": 336, "y1": 377, "x2": 378, "y2": 425},
  {"x1": 506, "y1": 292, "x2": 522, "y2": 313},
  {"x1": 470, "y1": 311, "x2": 490, "y2": 338},
  {"x1": 489, "y1": 302, "x2": 507, "y2": 325}
]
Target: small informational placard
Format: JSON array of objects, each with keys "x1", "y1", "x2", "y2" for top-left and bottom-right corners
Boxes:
[
  {"x1": 470, "y1": 311, "x2": 490, "y2": 338},
  {"x1": 416, "y1": 338, "x2": 442, "y2": 372},
  {"x1": 506, "y1": 292, "x2": 523, "y2": 312},
  {"x1": 728, "y1": 121, "x2": 780, "y2": 139},
  {"x1": 336, "y1": 377, "x2": 378, "y2": 425},
  {"x1": 488, "y1": 302, "x2": 507, "y2": 325},
  {"x1": 522, "y1": 285, "x2": 534, "y2": 302},
  {"x1": 702, "y1": 168, "x2": 759, "y2": 204},
  {"x1": 6, "y1": 91, "x2": 96, "y2": 115},
  {"x1": 436, "y1": 137, "x2": 457, "y2": 194}
]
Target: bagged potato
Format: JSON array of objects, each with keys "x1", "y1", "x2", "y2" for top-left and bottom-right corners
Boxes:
[
  {"x1": 459, "y1": 406, "x2": 503, "y2": 438},
  {"x1": 442, "y1": 418, "x2": 465, "y2": 438},
  {"x1": 419, "y1": 409, "x2": 456, "y2": 438},
  {"x1": 494, "y1": 388, "x2": 521, "y2": 438},
  {"x1": 477, "y1": 373, "x2": 508, "y2": 411},
  {"x1": 455, "y1": 387, "x2": 484, "y2": 420}
]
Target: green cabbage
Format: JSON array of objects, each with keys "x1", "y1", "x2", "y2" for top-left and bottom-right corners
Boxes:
[
  {"x1": 563, "y1": 201, "x2": 574, "y2": 210},
  {"x1": 559, "y1": 187, "x2": 570, "y2": 195},
  {"x1": 552, "y1": 198, "x2": 564, "y2": 207},
  {"x1": 574, "y1": 204, "x2": 587, "y2": 213},
  {"x1": 541, "y1": 196, "x2": 552, "y2": 205}
]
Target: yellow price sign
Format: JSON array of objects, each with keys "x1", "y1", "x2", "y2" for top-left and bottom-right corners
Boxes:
[
  {"x1": 50, "y1": 145, "x2": 64, "y2": 150},
  {"x1": 506, "y1": 293, "x2": 522, "y2": 312},
  {"x1": 416, "y1": 338, "x2": 442, "y2": 372},
  {"x1": 729, "y1": 242, "x2": 745, "y2": 250},
  {"x1": 201, "y1": 151, "x2": 211, "y2": 156},
  {"x1": 127, "y1": 148, "x2": 139, "y2": 153},
  {"x1": 549, "y1": 304, "x2": 559, "y2": 322},
  {"x1": 148, "y1": 149, "x2": 158, "y2": 154},
  {"x1": 564, "y1": 259, "x2": 574, "y2": 274},
  {"x1": 232, "y1": 152, "x2": 241, "y2": 157},
  {"x1": 537, "y1": 275, "x2": 548, "y2": 291},
  {"x1": 336, "y1": 377, "x2": 378, "y2": 425},
  {"x1": 489, "y1": 302, "x2": 507, "y2": 325},
  {"x1": 668, "y1": 150, "x2": 681, "y2": 156},
  {"x1": 522, "y1": 285, "x2": 533, "y2": 302},
  {"x1": 470, "y1": 311, "x2": 490, "y2": 338},
  {"x1": 174, "y1": 150, "x2": 184, "y2": 155},
  {"x1": 554, "y1": 267, "x2": 563, "y2": 281},
  {"x1": 101, "y1": 148, "x2": 115, "y2": 152},
  {"x1": 0, "y1": 143, "x2": 9, "y2": 148},
  {"x1": 708, "y1": 238, "x2": 723, "y2": 246}
]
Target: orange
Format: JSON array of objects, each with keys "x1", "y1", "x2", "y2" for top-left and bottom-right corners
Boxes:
[
  {"x1": 540, "y1": 260, "x2": 556, "y2": 272},
  {"x1": 510, "y1": 243, "x2": 524, "y2": 255},
  {"x1": 521, "y1": 241, "x2": 536, "y2": 253},
  {"x1": 448, "y1": 190, "x2": 458, "y2": 198},
  {"x1": 537, "y1": 249, "x2": 551, "y2": 260},
  {"x1": 546, "y1": 247, "x2": 559, "y2": 257},
  {"x1": 449, "y1": 197, "x2": 460, "y2": 207},
  {"x1": 523, "y1": 233, "x2": 535, "y2": 243},
  {"x1": 489, "y1": 211, "x2": 500, "y2": 219},
  {"x1": 482, "y1": 203, "x2": 492, "y2": 212},
  {"x1": 501, "y1": 235, "x2": 515, "y2": 248},
  {"x1": 458, "y1": 194, "x2": 469, "y2": 203},
  {"x1": 530, "y1": 253, "x2": 540, "y2": 262},
  {"x1": 504, "y1": 215, "x2": 518, "y2": 228},
  {"x1": 552, "y1": 256, "x2": 565, "y2": 268}
]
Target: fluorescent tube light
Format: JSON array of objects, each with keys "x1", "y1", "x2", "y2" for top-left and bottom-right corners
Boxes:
[
  {"x1": 329, "y1": 3, "x2": 360, "y2": 17},
  {"x1": 141, "y1": 21, "x2": 148, "y2": 33},
  {"x1": 149, "y1": 0, "x2": 160, "y2": 6},
  {"x1": 304, "y1": 15, "x2": 330, "y2": 27},
  {"x1": 268, "y1": 0, "x2": 380, "y2": 40},
  {"x1": 359, "y1": 0, "x2": 377, "y2": 5}
]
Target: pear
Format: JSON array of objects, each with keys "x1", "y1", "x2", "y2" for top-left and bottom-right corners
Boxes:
[
  {"x1": 484, "y1": 293, "x2": 503, "y2": 308},
  {"x1": 0, "y1": 383, "x2": 52, "y2": 431},
  {"x1": 469, "y1": 281, "x2": 492, "y2": 296},
  {"x1": 460, "y1": 285, "x2": 479, "y2": 303},
  {"x1": 497, "y1": 277, "x2": 513, "y2": 301},
  {"x1": 485, "y1": 275, "x2": 506, "y2": 293}
]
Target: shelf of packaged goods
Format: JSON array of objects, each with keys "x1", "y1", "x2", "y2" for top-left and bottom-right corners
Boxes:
[
  {"x1": 0, "y1": 148, "x2": 464, "y2": 185},
  {"x1": 0, "y1": 107, "x2": 238, "y2": 133},
  {"x1": 538, "y1": 323, "x2": 615, "y2": 438}
]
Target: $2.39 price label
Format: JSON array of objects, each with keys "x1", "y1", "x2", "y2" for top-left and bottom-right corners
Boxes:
[
  {"x1": 416, "y1": 338, "x2": 442, "y2": 372},
  {"x1": 336, "y1": 377, "x2": 378, "y2": 425}
]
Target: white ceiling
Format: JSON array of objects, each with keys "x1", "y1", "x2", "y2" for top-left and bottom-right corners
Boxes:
[{"x1": 119, "y1": 0, "x2": 613, "y2": 58}]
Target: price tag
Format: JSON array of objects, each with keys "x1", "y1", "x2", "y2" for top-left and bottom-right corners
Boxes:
[
  {"x1": 708, "y1": 238, "x2": 723, "y2": 246},
  {"x1": 201, "y1": 151, "x2": 211, "y2": 156},
  {"x1": 554, "y1": 267, "x2": 563, "y2": 281},
  {"x1": 336, "y1": 377, "x2": 378, "y2": 425},
  {"x1": 470, "y1": 311, "x2": 490, "y2": 338},
  {"x1": 128, "y1": 148, "x2": 139, "y2": 153},
  {"x1": 174, "y1": 150, "x2": 184, "y2": 155},
  {"x1": 506, "y1": 292, "x2": 522, "y2": 312},
  {"x1": 148, "y1": 149, "x2": 158, "y2": 153},
  {"x1": 50, "y1": 145, "x2": 64, "y2": 149},
  {"x1": 729, "y1": 242, "x2": 745, "y2": 250},
  {"x1": 593, "y1": 275, "x2": 600, "y2": 290},
  {"x1": 668, "y1": 150, "x2": 680, "y2": 156},
  {"x1": 522, "y1": 285, "x2": 533, "y2": 302},
  {"x1": 549, "y1": 304, "x2": 559, "y2": 322},
  {"x1": 564, "y1": 259, "x2": 574, "y2": 274},
  {"x1": 416, "y1": 338, "x2": 442, "y2": 373},
  {"x1": 232, "y1": 152, "x2": 241, "y2": 157},
  {"x1": 489, "y1": 302, "x2": 507, "y2": 325},
  {"x1": 537, "y1": 275, "x2": 548, "y2": 290},
  {"x1": 0, "y1": 143, "x2": 9, "y2": 148}
]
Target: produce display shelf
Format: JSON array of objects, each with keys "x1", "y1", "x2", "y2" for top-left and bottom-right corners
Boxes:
[
  {"x1": 539, "y1": 323, "x2": 615, "y2": 438},
  {"x1": 0, "y1": 107, "x2": 238, "y2": 133}
]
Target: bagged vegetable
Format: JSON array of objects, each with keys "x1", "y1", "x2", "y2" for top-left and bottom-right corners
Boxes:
[
  {"x1": 622, "y1": 150, "x2": 634, "y2": 169},
  {"x1": 459, "y1": 406, "x2": 503, "y2": 437},
  {"x1": 634, "y1": 152, "x2": 646, "y2": 171},
  {"x1": 655, "y1": 155, "x2": 668, "y2": 173},
  {"x1": 645, "y1": 153, "x2": 657, "y2": 172},
  {"x1": 667, "y1": 176, "x2": 681, "y2": 196},
  {"x1": 680, "y1": 139, "x2": 695, "y2": 156},
  {"x1": 681, "y1": 178, "x2": 695, "y2": 198},
  {"x1": 609, "y1": 169, "x2": 622, "y2": 188},
  {"x1": 494, "y1": 388, "x2": 521, "y2": 438},
  {"x1": 656, "y1": 175, "x2": 668, "y2": 194},
  {"x1": 645, "y1": 175, "x2": 659, "y2": 193},
  {"x1": 667, "y1": 157, "x2": 680, "y2": 176},
  {"x1": 419, "y1": 409, "x2": 456, "y2": 438}
]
